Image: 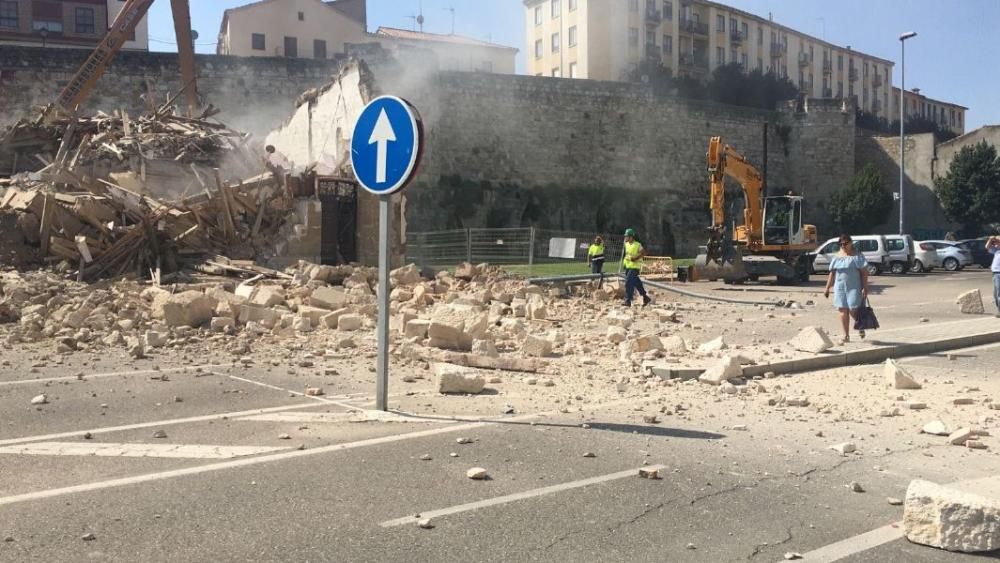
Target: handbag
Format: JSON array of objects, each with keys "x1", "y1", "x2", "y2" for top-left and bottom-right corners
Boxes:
[{"x1": 854, "y1": 298, "x2": 880, "y2": 331}]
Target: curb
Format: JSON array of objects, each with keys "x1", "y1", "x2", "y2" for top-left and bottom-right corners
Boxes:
[{"x1": 741, "y1": 329, "x2": 1000, "y2": 378}]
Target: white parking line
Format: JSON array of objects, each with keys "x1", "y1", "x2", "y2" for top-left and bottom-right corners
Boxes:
[
  {"x1": 379, "y1": 465, "x2": 667, "y2": 528},
  {"x1": 0, "y1": 397, "x2": 643, "y2": 507},
  {"x1": 0, "y1": 364, "x2": 234, "y2": 387},
  {"x1": 793, "y1": 523, "x2": 903, "y2": 562},
  {"x1": 222, "y1": 373, "x2": 363, "y2": 410},
  {"x1": 0, "y1": 442, "x2": 287, "y2": 459},
  {"x1": 0, "y1": 402, "x2": 331, "y2": 447}
]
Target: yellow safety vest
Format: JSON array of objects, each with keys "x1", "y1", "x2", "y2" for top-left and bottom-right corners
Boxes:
[
  {"x1": 588, "y1": 244, "x2": 605, "y2": 261},
  {"x1": 623, "y1": 241, "x2": 643, "y2": 270}
]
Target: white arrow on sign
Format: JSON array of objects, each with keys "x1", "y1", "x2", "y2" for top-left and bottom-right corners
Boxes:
[{"x1": 369, "y1": 109, "x2": 397, "y2": 184}]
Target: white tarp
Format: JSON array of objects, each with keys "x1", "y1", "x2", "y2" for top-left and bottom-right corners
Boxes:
[{"x1": 548, "y1": 237, "x2": 577, "y2": 259}]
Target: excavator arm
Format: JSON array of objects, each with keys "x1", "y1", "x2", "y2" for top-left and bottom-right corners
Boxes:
[
  {"x1": 706, "y1": 136, "x2": 765, "y2": 248},
  {"x1": 55, "y1": 0, "x2": 197, "y2": 116}
]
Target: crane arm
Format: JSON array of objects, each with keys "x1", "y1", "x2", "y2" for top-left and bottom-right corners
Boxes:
[{"x1": 706, "y1": 136, "x2": 765, "y2": 246}]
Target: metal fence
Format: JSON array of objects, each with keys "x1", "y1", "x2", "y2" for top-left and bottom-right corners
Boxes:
[{"x1": 406, "y1": 227, "x2": 627, "y2": 274}]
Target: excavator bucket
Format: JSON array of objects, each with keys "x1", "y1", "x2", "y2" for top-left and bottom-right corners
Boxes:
[{"x1": 693, "y1": 229, "x2": 747, "y2": 282}]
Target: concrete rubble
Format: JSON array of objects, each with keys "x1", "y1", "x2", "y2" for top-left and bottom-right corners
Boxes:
[
  {"x1": 885, "y1": 359, "x2": 922, "y2": 390},
  {"x1": 788, "y1": 326, "x2": 834, "y2": 354},
  {"x1": 956, "y1": 289, "x2": 985, "y2": 315},
  {"x1": 904, "y1": 479, "x2": 1000, "y2": 553}
]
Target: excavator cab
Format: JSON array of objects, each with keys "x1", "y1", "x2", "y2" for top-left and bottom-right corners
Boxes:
[{"x1": 763, "y1": 196, "x2": 805, "y2": 246}]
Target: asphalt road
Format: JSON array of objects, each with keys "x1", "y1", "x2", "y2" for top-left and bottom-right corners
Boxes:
[{"x1": 1, "y1": 270, "x2": 999, "y2": 563}]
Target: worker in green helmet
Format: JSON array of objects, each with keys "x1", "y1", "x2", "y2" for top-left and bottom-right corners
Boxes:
[{"x1": 622, "y1": 228, "x2": 651, "y2": 307}]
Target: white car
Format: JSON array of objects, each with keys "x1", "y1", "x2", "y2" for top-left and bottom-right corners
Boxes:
[
  {"x1": 918, "y1": 240, "x2": 973, "y2": 272},
  {"x1": 811, "y1": 235, "x2": 890, "y2": 275},
  {"x1": 911, "y1": 241, "x2": 941, "y2": 272}
]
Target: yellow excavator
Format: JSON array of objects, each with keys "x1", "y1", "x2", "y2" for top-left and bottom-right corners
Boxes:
[{"x1": 694, "y1": 136, "x2": 817, "y2": 284}]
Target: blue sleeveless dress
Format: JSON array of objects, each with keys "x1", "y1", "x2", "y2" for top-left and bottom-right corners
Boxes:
[{"x1": 830, "y1": 254, "x2": 867, "y2": 310}]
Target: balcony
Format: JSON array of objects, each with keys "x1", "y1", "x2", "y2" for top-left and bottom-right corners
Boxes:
[
  {"x1": 848, "y1": 68, "x2": 858, "y2": 81},
  {"x1": 679, "y1": 18, "x2": 709, "y2": 35},
  {"x1": 645, "y1": 9, "x2": 662, "y2": 25},
  {"x1": 679, "y1": 52, "x2": 709, "y2": 71},
  {"x1": 872, "y1": 74, "x2": 883, "y2": 88},
  {"x1": 769, "y1": 42, "x2": 786, "y2": 58},
  {"x1": 799, "y1": 81, "x2": 812, "y2": 94},
  {"x1": 822, "y1": 59, "x2": 832, "y2": 74},
  {"x1": 798, "y1": 52, "x2": 811, "y2": 67},
  {"x1": 729, "y1": 30, "x2": 745, "y2": 43},
  {"x1": 645, "y1": 42, "x2": 662, "y2": 60}
]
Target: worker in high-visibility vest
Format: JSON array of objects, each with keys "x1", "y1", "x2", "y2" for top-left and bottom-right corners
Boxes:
[
  {"x1": 622, "y1": 228, "x2": 652, "y2": 307},
  {"x1": 587, "y1": 236, "x2": 605, "y2": 274}
]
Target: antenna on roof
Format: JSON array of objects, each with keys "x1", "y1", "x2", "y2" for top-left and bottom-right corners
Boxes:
[
  {"x1": 417, "y1": 0, "x2": 425, "y2": 33},
  {"x1": 444, "y1": 5, "x2": 455, "y2": 35}
]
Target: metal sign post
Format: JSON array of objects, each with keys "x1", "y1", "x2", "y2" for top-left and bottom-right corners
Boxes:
[{"x1": 350, "y1": 96, "x2": 423, "y2": 411}]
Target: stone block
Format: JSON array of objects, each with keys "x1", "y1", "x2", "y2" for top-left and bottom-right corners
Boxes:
[
  {"x1": 210, "y1": 317, "x2": 235, "y2": 333},
  {"x1": 698, "y1": 356, "x2": 742, "y2": 385},
  {"x1": 251, "y1": 286, "x2": 286, "y2": 308},
  {"x1": 296, "y1": 305, "x2": 328, "y2": 326},
  {"x1": 607, "y1": 326, "x2": 627, "y2": 344},
  {"x1": 886, "y1": 359, "x2": 921, "y2": 390},
  {"x1": 630, "y1": 335, "x2": 663, "y2": 353},
  {"x1": 436, "y1": 363, "x2": 486, "y2": 394},
  {"x1": 904, "y1": 479, "x2": 1000, "y2": 552},
  {"x1": 956, "y1": 289, "x2": 985, "y2": 314},
  {"x1": 320, "y1": 308, "x2": 350, "y2": 329},
  {"x1": 157, "y1": 291, "x2": 216, "y2": 328},
  {"x1": 337, "y1": 314, "x2": 363, "y2": 331},
  {"x1": 404, "y1": 319, "x2": 431, "y2": 339},
  {"x1": 309, "y1": 287, "x2": 351, "y2": 310},
  {"x1": 662, "y1": 335, "x2": 689, "y2": 356},
  {"x1": 471, "y1": 339, "x2": 499, "y2": 358},
  {"x1": 390, "y1": 264, "x2": 422, "y2": 286},
  {"x1": 523, "y1": 334, "x2": 554, "y2": 358},
  {"x1": 697, "y1": 336, "x2": 727, "y2": 354},
  {"x1": 428, "y1": 321, "x2": 464, "y2": 350},
  {"x1": 789, "y1": 326, "x2": 834, "y2": 353}
]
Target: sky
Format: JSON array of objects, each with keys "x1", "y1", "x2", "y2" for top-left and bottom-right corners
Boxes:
[{"x1": 146, "y1": 0, "x2": 997, "y2": 130}]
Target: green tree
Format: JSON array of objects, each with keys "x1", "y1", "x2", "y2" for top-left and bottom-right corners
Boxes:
[
  {"x1": 935, "y1": 141, "x2": 1000, "y2": 236},
  {"x1": 827, "y1": 164, "x2": 893, "y2": 234}
]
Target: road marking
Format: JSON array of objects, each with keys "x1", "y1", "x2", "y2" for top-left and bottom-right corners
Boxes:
[
  {"x1": 0, "y1": 364, "x2": 234, "y2": 387},
  {"x1": 379, "y1": 465, "x2": 667, "y2": 528},
  {"x1": 0, "y1": 442, "x2": 287, "y2": 459},
  {"x1": 0, "y1": 402, "x2": 332, "y2": 447},
  {"x1": 0, "y1": 396, "x2": 644, "y2": 507},
  {"x1": 220, "y1": 372, "x2": 362, "y2": 410},
  {"x1": 240, "y1": 411, "x2": 448, "y2": 424},
  {"x1": 793, "y1": 523, "x2": 903, "y2": 562},
  {"x1": 875, "y1": 316, "x2": 998, "y2": 335}
]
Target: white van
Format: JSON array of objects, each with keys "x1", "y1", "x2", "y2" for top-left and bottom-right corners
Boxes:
[{"x1": 811, "y1": 235, "x2": 890, "y2": 275}]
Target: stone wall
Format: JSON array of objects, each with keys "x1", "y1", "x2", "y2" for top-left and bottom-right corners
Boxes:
[
  {"x1": 0, "y1": 46, "x2": 346, "y2": 137},
  {"x1": 854, "y1": 133, "x2": 955, "y2": 237},
  {"x1": 937, "y1": 126, "x2": 1000, "y2": 179}
]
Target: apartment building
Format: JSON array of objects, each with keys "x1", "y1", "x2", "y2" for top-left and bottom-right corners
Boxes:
[
  {"x1": 374, "y1": 27, "x2": 517, "y2": 74},
  {"x1": 0, "y1": 0, "x2": 148, "y2": 50},
  {"x1": 891, "y1": 87, "x2": 967, "y2": 136},
  {"x1": 524, "y1": 0, "x2": 895, "y2": 117},
  {"x1": 217, "y1": 0, "x2": 367, "y2": 59}
]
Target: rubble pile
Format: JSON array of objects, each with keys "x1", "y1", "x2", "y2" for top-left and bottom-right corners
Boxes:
[{"x1": 0, "y1": 107, "x2": 293, "y2": 281}]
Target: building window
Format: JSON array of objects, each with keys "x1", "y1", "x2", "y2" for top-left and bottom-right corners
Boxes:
[
  {"x1": 717, "y1": 46, "x2": 725, "y2": 65},
  {"x1": 730, "y1": 47, "x2": 737, "y2": 64},
  {"x1": 716, "y1": 15, "x2": 725, "y2": 32},
  {"x1": 848, "y1": 83, "x2": 854, "y2": 98},
  {"x1": 663, "y1": 1, "x2": 672, "y2": 20},
  {"x1": 0, "y1": 1, "x2": 18, "y2": 29},
  {"x1": 837, "y1": 54, "x2": 843, "y2": 70},
  {"x1": 569, "y1": 0, "x2": 577, "y2": 11},
  {"x1": 646, "y1": 29, "x2": 655, "y2": 46},
  {"x1": 283, "y1": 36, "x2": 297, "y2": 57},
  {"x1": 551, "y1": 0, "x2": 560, "y2": 18},
  {"x1": 629, "y1": 27, "x2": 639, "y2": 47},
  {"x1": 629, "y1": 0, "x2": 639, "y2": 11},
  {"x1": 552, "y1": 67, "x2": 561, "y2": 77},
  {"x1": 569, "y1": 62, "x2": 578, "y2": 78},
  {"x1": 740, "y1": 53, "x2": 748, "y2": 69},
  {"x1": 757, "y1": 26, "x2": 762, "y2": 45},
  {"x1": 298, "y1": 11, "x2": 304, "y2": 21},
  {"x1": 568, "y1": 25, "x2": 577, "y2": 47},
  {"x1": 313, "y1": 39, "x2": 327, "y2": 59},
  {"x1": 741, "y1": 22, "x2": 748, "y2": 39},
  {"x1": 757, "y1": 57, "x2": 763, "y2": 71},
  {"x1": 534, "y1": 39, "x2": 542, "y2": 58},
  {"x1": 551, "y1": 32, "x2": 560, "y2": 52},
  {"x1": 251, "y1": 33, "x2": 265, "y2": 50},
  {"x1": 534, "y1": 6, "x2": 542, "y2": 25},
  {"x1": 663, "y1": 34, "x2": 672, "y2": 54}
]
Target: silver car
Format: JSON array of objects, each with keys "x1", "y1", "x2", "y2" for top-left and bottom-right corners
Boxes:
[
  {"x1": 919, "y1": 240, "x2": 973, "y2": 272},
  {"x1": 911, "y1": 241, "x2": 941, "y2": 272}
]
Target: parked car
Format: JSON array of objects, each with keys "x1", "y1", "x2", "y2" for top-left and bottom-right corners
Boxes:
[
  {"x1": 957, "y1": 238, "x2": 994, "y2": 269},
  {"x1": 884, "y1": 235, "x2": 914, "y2": 274},
  {"x1": 811, "y1": 235, "x2": 890, "y2": 275},
  {"x1": 911, "y1": 240, "x2": 941, "y2": 273},
  {"x1": 919, "y1": 240, "x2": 973, "y2": 271}
]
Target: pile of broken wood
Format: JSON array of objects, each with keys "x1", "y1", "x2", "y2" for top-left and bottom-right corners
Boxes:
[{"x1": 0, "y1": 106, "x2": 295, "y2": 282}]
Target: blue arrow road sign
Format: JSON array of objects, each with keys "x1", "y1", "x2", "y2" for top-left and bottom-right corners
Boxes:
[{"x1": 351, "y1": 96, "x2": 422, "y2": 196}]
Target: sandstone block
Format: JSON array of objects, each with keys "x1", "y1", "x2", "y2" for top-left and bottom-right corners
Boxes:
[
  {"x1": 390, "y1": 264, "x2": 422, "y2": 286},
  {"x1": 250, "y1": 286, "x2": 286, "y2": 308},
  {"x1": 956, "y1": 289, "x2": 985, "y2": 314},
  {"x1": 210, "y1": 317, "x2": 235, "y2": 333},
  {"x1": 471, "y1": 339, "x2": 499, "y2": 358},
  {"x1": 922, "y1": 420, "x2": 950, "y2": 436},
  {"x1": 661, "y1": 335, "x2": 689, "y2": 355},
  {"x1": 436, "y1": 363, "x2": 486, "y2": 394},
  {"x1": 144, "y1": 330, "x2": 167, "y2": 348},
  {"x1": 630, "y1": 335, "x2": 663, "y2": 353},
  {"x1": 698, "y1": 336, "x2": 727, "y2": 354},
  {"x1": 698, "y1": 356, "x2": 742, "y2": 385},
  {"x1": 789, "y1": 326, "x2": 834, "y2": 354},
  {"x1": 320, "y1": 308, "x2": 350, "y2": 329},
  {"x1": 523, "y1": 334, "x2": 554, "y2": 358},
  {"x1": 885, "y1": 359, "x2": 922, "y2": 390},
  {"x1": 607, "y1": 326, "x2": 627, "y2": 344},
  {"x1": 309, "y1": 287, "x2": 351, "y2": 310},
  {"x1": 337, "y1": 314, "x2": 363, "y2": 332},
  {"x1": 404, "y1": 319, "x2": 431, "y2": 339},
  {"x1": 157, "y1": 291, "x2": 215, "y2": 328},
  {"x1": 904, "y1": 479, "x2": 1000, "y2": 552}
]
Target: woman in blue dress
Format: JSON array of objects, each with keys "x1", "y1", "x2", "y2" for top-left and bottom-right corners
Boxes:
[{"x1": 823, "y1": 234, "x2": 871, "y2": 344}]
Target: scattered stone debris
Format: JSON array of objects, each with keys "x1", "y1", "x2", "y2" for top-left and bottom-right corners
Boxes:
[
  {"x1": 848, "y1": 481, "x2": 865, "y2": 493},
  {"x1": 904, "y1": 479, "x2": 1000, "y2": 552},
  {"x1": 436, "y1": 364, "x2": 486, "y2": 395},
  {"x1": 81, "y1": 533, "x2": 96, "y2": 541},
  {"x1": 152, "y1": 430, "x2": 167, "y2": 439},
  {"x1": 887, "y1": 497, "x2": 903, "y2": 506},
  {"x1": 783, "y1": 553, "x2": 803, "y2": 560},
  {"x1": 922, "y1": 421, "x2": 950, "y2": 436},
  {"x1": 788, "y1": 326, "x2": 834, "y2": 353},
  {"x1": 830, "y1": 442, "x2": 857, "y2": 456},
  {"x1": 417, "y1": 519, "x2": 434, "y2": 529},
  {"x1": 638, "y1": 467, "x2": 660, "y2": 479},
  {"x1": 582, "y1": 452, "x2": 597, "y2": 458},
  {"x1": 30, "y1": 394, "x2": 48, "y2": 405}
]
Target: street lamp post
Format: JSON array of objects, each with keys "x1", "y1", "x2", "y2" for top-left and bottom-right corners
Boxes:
[{"x1": 898, "y1": 31, "x2": 917, "y2": 235}]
